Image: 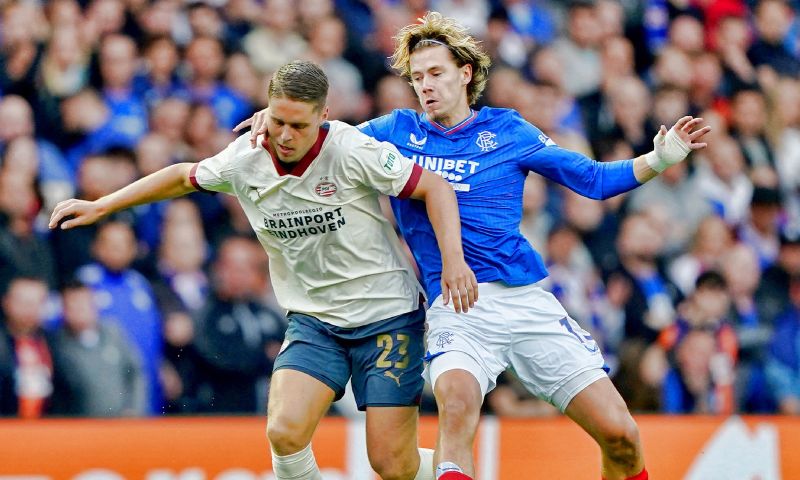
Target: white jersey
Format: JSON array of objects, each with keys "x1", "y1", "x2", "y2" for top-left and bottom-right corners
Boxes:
[{"x1": 191, "y1": 120, "x2": 425, "y2": 328}]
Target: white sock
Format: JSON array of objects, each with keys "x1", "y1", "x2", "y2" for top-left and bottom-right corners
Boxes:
[
  {"x1": 414, "y1": 448, "x2": 435, "y2": 480},
  {"x1": 436, "y1": 461, "x2": 464, "y2": 478},
  {"x1": 270, "y1": 443, "x2": 322, "y2": 480}
]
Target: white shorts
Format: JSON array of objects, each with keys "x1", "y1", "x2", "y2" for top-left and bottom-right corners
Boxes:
[{"x1": 424, "y1": 281, "x2": 607, "y2": 412}]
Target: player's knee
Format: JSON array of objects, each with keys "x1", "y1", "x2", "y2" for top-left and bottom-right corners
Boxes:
[
  {"x1": 437, "y1": 393, "x2": 481, "y2": 433},
  {"x1": 368, "y1": 448, "x2": 417, "y2": 480},
  {"x1": 599, "y1": 411, "x2": 641, "y2": 466},
  {"x1": 266, "y1": 416, "x2": 311, "y2": 456}
]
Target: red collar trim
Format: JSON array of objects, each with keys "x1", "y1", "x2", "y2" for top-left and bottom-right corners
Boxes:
[
  {"x1": 261, "y1": 124, "x2": 330, "y2": 177},
  {"x1": 427, "y1": 110, "x2": 477, "y2": 135}
]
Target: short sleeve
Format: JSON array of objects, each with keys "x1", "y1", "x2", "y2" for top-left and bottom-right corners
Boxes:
[
  {"x1": 190, "y1": 137, "x2": 244, "y2": 194},
  {"x1": 344, "y1": 137, "x2": 422, "y2": 198}
]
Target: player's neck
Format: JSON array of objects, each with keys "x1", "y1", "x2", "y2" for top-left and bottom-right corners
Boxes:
[{"x1": 431, "y1": 103, "x2": 473, "y2": 128}]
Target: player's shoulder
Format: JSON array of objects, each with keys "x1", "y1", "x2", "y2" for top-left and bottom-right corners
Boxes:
[
  {"x1": 475, "y1": 107, "x2": 524, "y2": 123},
  {"x1": 357, "y1": 109, "x2": 421, "y2": 135},
  {"x1": 224, "y1": 132, "x2": 265, "y2": 161},
  {"x1": 326, "y1": 120, "x2": 385, "y2": 158},
  {"x1": 478, "y1": 107, "x2": 549, "y2": 142}
]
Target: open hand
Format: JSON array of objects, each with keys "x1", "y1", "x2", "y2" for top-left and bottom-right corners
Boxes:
[
  {"x1": 48, "y1": 198, "x2": 105, "y2": 230},
  {"x1": 648, "y1": 116, "x2": 711, "y2": 172},
  {"x1": 440, "y1": 260, "x2": 479, "y2": 313}
]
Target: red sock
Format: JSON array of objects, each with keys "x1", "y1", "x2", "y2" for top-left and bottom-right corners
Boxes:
[
  {"x1": 439, "y1": 472, "x2": 473, "y2": 480},
  {"x1": 627, "y1": 468, "x2": 648, "y2": 480},
  {"x1": 602, "y1": 468, "x2": 648, "y2": 480}
]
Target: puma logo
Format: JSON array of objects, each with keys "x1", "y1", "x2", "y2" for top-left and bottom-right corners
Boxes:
[{"x1": 384, "y1": 370, "x2": 403, "y2": 387}]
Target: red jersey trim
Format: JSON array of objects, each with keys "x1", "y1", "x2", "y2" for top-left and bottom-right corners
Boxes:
[
  {"x1": 261, "y1": 124, "x2": 330, "y2": 177},
  {"x1": 397, "y1": 163, "x2": 424, "y2": 199},
  {"x1": 427, "y1": 110, "x2": 477, "y2": 135},
  {"x1": 189, "y1": 164, "x2": 212, "y2": 193}
]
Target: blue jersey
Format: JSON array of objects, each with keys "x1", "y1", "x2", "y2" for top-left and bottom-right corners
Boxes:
[{"x1": 359, "y1": 107, "x2": 641, "y2": 300}]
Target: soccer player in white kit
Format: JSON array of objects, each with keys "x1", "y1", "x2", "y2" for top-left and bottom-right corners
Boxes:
[
  {"x1": 238, "y1": 12, "x2": 712, "y2": 480},
  {"x1": 49, "y1": 60, "x2": 479, "y2": 480}
]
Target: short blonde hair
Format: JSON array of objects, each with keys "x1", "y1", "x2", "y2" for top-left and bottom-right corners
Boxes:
[{"x1": 391, "y1": 11, "x2": 492, "y2": 106}]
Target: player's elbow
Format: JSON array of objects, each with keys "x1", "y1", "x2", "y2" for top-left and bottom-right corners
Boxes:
[{"x1": 410, "y1": 169, "x2": 452, "y2": 201}]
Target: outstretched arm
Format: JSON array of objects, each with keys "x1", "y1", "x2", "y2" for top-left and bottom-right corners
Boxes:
[
  {"x1": 407, "y1": 169, "x2": 478, "y2": 313},
  {"x1": 49, "y1": 163, "x2": 197, "y2": 230},
  {"x1": 522, "y1": 116, "x2": 711, "y2": 199}
]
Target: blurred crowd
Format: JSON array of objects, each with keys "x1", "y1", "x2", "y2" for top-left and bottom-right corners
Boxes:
[{"x1": 1, "y1": 0, "x2": 800, "y2": 419}]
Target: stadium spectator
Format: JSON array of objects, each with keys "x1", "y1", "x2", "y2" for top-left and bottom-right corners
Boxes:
[
  {"x1": 304, "y1": 15, "x2": 367, "y2": 122},
  {"x1": 242, "y1": 0, "x2": 307, "y2": 75},
  {"x1": 770, "y1": 77, "x2": 800, "y2": 230},
  {"x1": 60, "y1": 88, "x2": 144, "y2": 174},
  {"x1": 748, "y1": 0, "x2": 800, "y2": 78},
  {"x1": 729, "y1": 87, "x2": 778, "y2": 179},
  {"x1": 40, "y1": 27, "x2": 90, "y2": 100},
  {"x1": 719, "y1": 243, "x2": 775, "y2": 412},
  {"x1": 765, "y1": 274, "x2": 800, "y2": 414},
  {"x1": 739, "y1": 186, "x2": 783, "y2": 270},
  {"x1": 0, "y1": 95, "x2": 74, "y2": 208},
  {"x1": 643, "y1": 271, "x2": 738, "y2": 414},
  {"x1": 0, "y1": 172, "x2": 58, "y2": 292},
  {"x1": 133, "y1": 36, "x2": 188, "y2": 109},
  {"x1": 0, "y1": 2, "x2": 48, "y2": 106},
  {"x1": 0, "y1": 277, "x2": 53, "y2": 418},
  {"x1": 184, "y1": 36, "x2": 252, "y2": 130},
  {"x1": 757, "y1": 228, "x2": 800, "y2": 325},
  {"x1": 373, "y1": 74, "x2": 418, "y2": 116},
  {"x1": 552, "y1": 0, "x2": 603, "y2": 98},
  {"x1": 76, "y1": 221, "x2": 164, "y2": 415},
  {"x1": 668, "y1": 215, "x2": 734, "y2": 296},
  {"x1": 628, "y1": 158, "x2": 711, "y2": 257},
  {"x1": 694, "y1": 135, "x2": 754, "y2": 225},
  {"x1": 49, "y1": 279, "x2": 146, "y2": 417},
  {"x1": 192, "y1": 236, "x2": 287, "y2": 413}
]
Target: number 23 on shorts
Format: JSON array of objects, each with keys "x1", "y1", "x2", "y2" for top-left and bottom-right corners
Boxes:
[{"x1": 376, "y1": 333, "x2": 410, "y2": 368}]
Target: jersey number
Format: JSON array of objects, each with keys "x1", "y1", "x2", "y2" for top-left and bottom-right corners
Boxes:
[
  {"x1": 376, "y1": 333, "x2": 410, "y2": 369},
  {"x1": 559, "y1": 318, "x2": 599, "y2": 353}
]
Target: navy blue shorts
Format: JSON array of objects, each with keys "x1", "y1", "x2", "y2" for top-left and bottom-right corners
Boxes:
[{"x1": 273, "y1": 307, "x2": 425, "y2": 411}]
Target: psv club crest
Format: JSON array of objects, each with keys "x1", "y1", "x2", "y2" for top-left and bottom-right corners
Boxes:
[{"x1": 314, "y1": 181, "x2": 337, "y2": 197}]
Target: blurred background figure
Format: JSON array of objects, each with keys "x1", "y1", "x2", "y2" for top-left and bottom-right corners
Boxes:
[
  {"x1": 76, "y1": 221, "x2": 163, "y2": 415},
  {"x1": 766, "y1": 274, "x2": 800, "y2": 415},
  {"x1": 191, "y1": 236, "x2": 287, "y2": 414},
  {"x1": 641, "y1": 272, "x2": 738, "y2": 414},
  {"x1": 49, "y1": 279, "x2": 145, "y2": 417},
  {"x1": 0, "y1": 277, "x2": 52, "y2": 418}
]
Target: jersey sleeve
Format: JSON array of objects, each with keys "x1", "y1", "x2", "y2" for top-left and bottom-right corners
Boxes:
[
  {"x1": 514, "y1": 115, "x2": 640, "y2": 200},
  {"x1": 344, "y1": 136, "x2": 423, "y2": 198},
  {"x1": 356, "y1": 112, "x2": 396, "y2": 142},
  {"x1": 189, "y1": 136, "x2": 244, "y2": 195}
]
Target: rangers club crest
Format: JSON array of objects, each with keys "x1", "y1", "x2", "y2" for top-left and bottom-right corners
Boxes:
[
  {"x1": 436, "y1": 331, "x2": 455, "y2": 348},
  {"x1": 475, "y1": 131, "x2": 498, "y2": 152},
  {"x1": 314, "y1": 182, "x2": 337, "y2": 197}
]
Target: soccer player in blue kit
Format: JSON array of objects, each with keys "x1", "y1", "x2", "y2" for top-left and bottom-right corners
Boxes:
[{"x1": 238, "y1": 12, "x2": 711, "y2": 480}]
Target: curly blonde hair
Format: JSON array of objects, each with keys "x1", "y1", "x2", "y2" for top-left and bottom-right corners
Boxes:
[{"x1": 391, "y1": 11, "x2": 492, "y2": 106}]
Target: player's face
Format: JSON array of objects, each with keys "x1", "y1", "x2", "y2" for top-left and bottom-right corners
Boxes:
[
  {"x1": 409, "y1": 45, "x2": 471, "y2": 124},
  {"x1": 267, "y1": 96, "x2": 329, "y2": 163}
]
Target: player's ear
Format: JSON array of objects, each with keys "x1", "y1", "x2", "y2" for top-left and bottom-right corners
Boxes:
[
  {"x1": 320, "y1": 105, "x2": 329, "y2": 121},
  {"x1": 460, "y1": 63, "x2": 472, "y2": 86}
]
